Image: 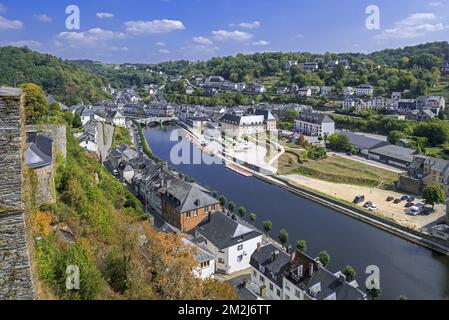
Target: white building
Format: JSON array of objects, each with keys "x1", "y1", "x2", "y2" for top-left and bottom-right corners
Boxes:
[
  {"x1": 77, "y1": 120, "x2": 98, "y2": 153},
  {"x1": 356, "y1": 84, "x2": 374, "y2": 97},
  {"x1": 298, "y1": 87, "x2": 312, "y2": 97},
  {"x1": 249, "y1": 244, "x2": 366, "y2": 300},
  {"x1": 294, "y1": 112, "x2": 335, "y2": 137},
  {"x1": 194, "y1": 212, "x2": 263, "y2": 275},
  {"x1": 81, "y1": 108, "x2": 94, "y2": 126},
  {"x1": 181, "y1": 238, "x2": 216, "y2": 280},
  {"x1": 111, "y1": 111, "x2": 126, "y2": 127},
  {"x1": 343, "y1": 87, "x2": 355, "y2": 96}
]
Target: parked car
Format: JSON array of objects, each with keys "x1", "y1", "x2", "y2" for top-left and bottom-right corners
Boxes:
[
  {"x1": 346, "y1": 152, "x2": 353, "y2": 156},
  {"x1": 408, "y1": 204, "x2": 423, "y2": 216},
  {"x1": 393, "y1": 198, "x2": 402, "y2": 204},
  {"x1": 353, "y1": 195, "x2": 365, "y2": 204},
  {"x1": 401, "y1": 195, "x2": 409, "y2": 201},
  {"x1": 369, "y1": 205, "x2": 379, "y2": 211},
  {"x1": 405, "y1": 202, "x2": 414, "y2": 208},
  {"x1": 407, "y1": 196, "x2": 415, "y2": 203},
  {"x1": 112, "y1": 169, "x2": 119, "y2": 176},
  {"x1": 363, "y1": 201, "x2": 373, "y2": 208},
  {"x1": 386, "y1": 196, "x2": 394, "y2": 202}
]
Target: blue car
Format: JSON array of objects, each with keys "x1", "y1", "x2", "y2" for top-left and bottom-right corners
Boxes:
[{"x1": 401, "y1": 195, "x2": 409, "y2": 201}]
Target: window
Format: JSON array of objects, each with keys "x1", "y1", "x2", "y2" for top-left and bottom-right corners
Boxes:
[
  {"x1": 295, "y1": 289, "x2": 301, "y2": 299},
  {"x1": 253, "y1": 270, "x2": 257, "y2": 278},
  {"x1": 269, "y1": 283, "x2": 273, "y2": 291},
  {"x1": 237, "y1": 255, "x2": 243, "y2": 263},
  {"x1": 277, "y1": 289, "x2": 281, "y2": 297},
  {"x1": 237, "y1": 244, "x2": 243, "y2": 251},
  {"x1": 259, "y1": 275, "x2": 265, "y2": 283},
  {"x1": 192, "y1": 210, "x2": 198, "y2": 217},
  {"x1": 218, "y1": 258, "x2": 225, "y2": 264},
  {"x1": 186, "y1": 212, "x2": 191, "y2": 219}
]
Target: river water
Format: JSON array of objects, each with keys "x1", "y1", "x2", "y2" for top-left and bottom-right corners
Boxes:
[{"x1": 144, "y1": 125, "x2": 449, "y2": 300}]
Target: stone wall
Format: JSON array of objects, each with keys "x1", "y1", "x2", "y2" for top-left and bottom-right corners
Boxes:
[
  {"x1": 34, "y1": 163, "x2": 56, "y2": 206},
  {"x1": 27, "y1": 124, "x2": 67, "y2": 161},
  {"x1": 0, "y1": 87, "x2": 35, "y2": 299},
  {"x1": 0, "y1": 88, "x2": 24, "y2": 211},
  {"x1": 397, "y1": 174, "x2": 423, "y2": 196}
]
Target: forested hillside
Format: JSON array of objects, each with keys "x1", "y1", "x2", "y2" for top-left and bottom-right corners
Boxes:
[{"x1": 0, "y1": 46, "x2": 110, "y2": 105}]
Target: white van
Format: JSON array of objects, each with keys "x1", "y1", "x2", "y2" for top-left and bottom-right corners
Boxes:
[{"x1": 408, "y1": 204, "x2": 423, "y2": 216}]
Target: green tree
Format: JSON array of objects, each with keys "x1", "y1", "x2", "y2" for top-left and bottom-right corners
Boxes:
[
  {"x1": 342, "y1": 265, "x2": 356, "y2": 282},
  {"x1": 398, "y1": 294, "x2": 408, "y2": 300},
  {"x1": 19, "y1": 83, "x2": 49, "y2": 124},
  {"x1": 422, "y1": 184, "x2": 445, "y2": 209},
  {"x1": 284, "y1": 109, "x2": 299, "y2": 122},
  {"x1": 327, "y1": 133, "x2": 352, "y2": 152},
  {"x1": 228, "y1": 201, "x2": 235, "y2": 213},
  {"x1": 318, "y1": 251, "x2": 331, "y2": 267},
  {"x1": 250, "y1": 212, "x2": 257, "y2": 224},
  {"x1": 72, "y1": 114, "x2": 82, "y2": 128},
  {"x1": 278, "y1": 229, "x2": 289, "y2": 248},
  {"x1": 387, "y1": 130, "x2": 406, "y2": 145},
  {"x1": 219, "y1": 196, "x2": 227, "y2": 207},
  {"x1": 262, "y1": 220, "x2": 273, "y2": 236},
  {"x1": 296, "y1": 240, "x2": 307, "y2": 253},
  {"x1": 238, "y1": 206, "x2": 246, "y2": 218},
  {"x1": 366, "y1": 279, "x2": 382, "y2": 300}
]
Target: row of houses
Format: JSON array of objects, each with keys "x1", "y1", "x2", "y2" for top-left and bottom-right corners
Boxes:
[
  {"x1": 197, "y1": 76, "x2": 266, "y2": 94},
  {"x1": 284, "y1": 59, "x2": 351, "y2": 71},
  {"x1": 248, "y1": 244, "x2": 366, "y2": 300}
]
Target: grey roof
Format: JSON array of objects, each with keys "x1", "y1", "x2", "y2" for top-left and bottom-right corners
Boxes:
[
  {"x1": 250, "y1": 244, "x2": 290, "y2": 288},
  {"x1": 0, "y1": 87, "x2": 21, "y2": 97},
  {"x1": 162, "y1": 178, "x2": 220, "y2": 213},
  {"x1": 181, "y1": 238, "x2": 215, "y2": 263},
  {"x1": 195, "y1": 212, "x2": 262, "y2": 250},
  {"x1": 235, "y1": 285, "x2": 259, "y2": 300},
  {"x1": 25, "y1": 134, "x2": 53, "y2": 169},
  {"x1": 298, "y1": 112, "x2": 334, "y2": 125},
  {"x1": 424, "y1": 157, "x2": 449, "y2": 173},
  {"x1": 369, "y1": 144, "x2": 416, "y2": 163},
  {"x1": 305, "y1": 268, "x2": 366, "y2": 300},
  {"x1": 338, "y1": 131, "x2": 388, "y2": 150}
]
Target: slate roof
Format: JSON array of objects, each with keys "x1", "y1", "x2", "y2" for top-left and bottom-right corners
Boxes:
[
  {"x1": 369, "y1": 144, "x2": 416, "y2": 163},
  {"x1": 298, "y1": 112, "x2": 334, "y2": 125},
  {"x1": 195, "y1": 212, "x2": 262, "y2": 250},
  {"x1": 25, "y1": 134, "x2": 53, "y2": 169},
  {"x1": 162, "y1": 178, "x2": 220, "y2": 213},
  {"x1": 181, "y1": 238, "x2": 215, "y2": 263},
  {"x1": 250, "y1": 244, "x2": 290, "y2": 288},
  {"x1": 338, "y1": 131, "x2": 387, "y2": 150}
]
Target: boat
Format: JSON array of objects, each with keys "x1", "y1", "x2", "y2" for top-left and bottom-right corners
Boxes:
[{"x1": 225, "y1": 163, "x2": 253, "y2": 177}]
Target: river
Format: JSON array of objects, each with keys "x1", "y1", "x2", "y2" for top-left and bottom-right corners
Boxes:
[{"x1": 144, "y1": 125, "x2": 449, "y2": 300}]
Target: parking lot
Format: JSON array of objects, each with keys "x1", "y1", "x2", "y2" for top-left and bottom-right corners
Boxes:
[{"x1": 282, "y1": 174, "x2": 446, "y2": 230}]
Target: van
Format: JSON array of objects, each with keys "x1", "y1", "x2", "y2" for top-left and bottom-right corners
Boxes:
[
  {"x1": 408, "y1": 204, "x2": 423, "y2": 216},
  {"x1": 353, "y1": 195, "x2": 365, "y2": 204}
]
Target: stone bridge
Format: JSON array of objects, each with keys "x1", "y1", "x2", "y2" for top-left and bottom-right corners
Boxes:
[{"x1": 130, "y1": 116, "x2": 178, "y2": 126}]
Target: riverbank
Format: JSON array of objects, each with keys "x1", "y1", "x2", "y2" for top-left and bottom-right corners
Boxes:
[{"x1": 177, "y1": 124, "x2": 449, "y2": 255}]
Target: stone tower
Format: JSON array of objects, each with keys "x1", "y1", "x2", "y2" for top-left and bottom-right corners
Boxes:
[{"x1": 0, "y1": 87, "x2": 35, "y2": 299}]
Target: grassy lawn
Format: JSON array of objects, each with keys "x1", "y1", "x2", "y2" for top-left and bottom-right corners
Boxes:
[
  {"x1": 286, "y1": 154, "x2": 398, "y2": 189},
  {"x1": 112, "y1": 127, "x2": 132, "y2": 148}
]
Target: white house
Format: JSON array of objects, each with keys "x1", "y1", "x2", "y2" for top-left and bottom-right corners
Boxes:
[
  {"x1": 294, "y1": 112, "x2": 335, "y2": 137},
  {"x1": 111, "y1": 111, "x2": 126, "y2": 127},
  {"x1": 194, "y1": 212, "x2": 263, "y2": 275},
  {"x1": 356, "y1": 84, "x2": 374, "y2": 97},
  {"x1": 81, "y1": 107, "x2": 94, "y2": 126},
  {"x1": 181, "y1": 238, "x2": 216, "y2": 280},
  {"x1": 298, "y1": 87, "x2": 312, "y2": 97},
  {"x1": 77, "y1": 120, "x2": 98, "y2": 153},
  {"x1": 342, "y1": 98, "x2": 355, "y2": 110}
]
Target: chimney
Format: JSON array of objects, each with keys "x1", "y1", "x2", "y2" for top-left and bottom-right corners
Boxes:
[
  {"x1": 290, "y1": 250, "x2": 296, "y2": 263},
  {"x1": 272, "y1": 250, "x2": 279, "y2": 262},
  {"x1": 309, "y1": 263, "x2": 314, "y2": 277},
  {"x1": 256, "y1": 242, "x2": 261, "y2": 252}
]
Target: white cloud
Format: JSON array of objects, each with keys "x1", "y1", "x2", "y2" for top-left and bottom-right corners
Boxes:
[
  {"x1": 1, "y1": 40, "x2": 43, "y2": 49},
  {"x1": 96, "y1": 12, "x2": 114, "y2": 19},
  {"x1": 252, "y1": 40, "x2": 270, "y2": 46},
  {"x1": 0, "y1": 15, "x2": 23, "y2": 29},
  {"x1": 158, "y1": 48, "x2": 170, "y2": 54},
  {"x1": 375, "y1": 13, "x2": 448, "y2": 40},
  {"x1": 192, "y1": 36, "x2": 213, "y2": 45},
  {"x1": 155, "y1": 42, "x2": 166, "y2": 46},
  {"x1": 111, "y1": 46, "x2": 128, "y2": 52},
  {"x1": 236, "y1": 21, "x2": 261, "y2": 29},
  {"x1": 182, "y1": 44, "x2": 219, "y2": 55},
  {"x1": 55, "y1": 28, "x2": 127, "y2": 48},
  {"x1": 212, "y1": 30, "x2": 253, "y2": 42},
  {"x1": 124, "y1": 19, "x2": 185, "y2": 34},
  {"x1": 34, "y1": 14, "x2": 52, "y2": 23}
]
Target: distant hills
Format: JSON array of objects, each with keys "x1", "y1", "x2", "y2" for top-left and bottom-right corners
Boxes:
[
  {"x1": 0, "y1": 46, "x2": 110, "y2": 105},
  {"x1": 1, "y1": 42, "x2": 448, "y2": 105}
]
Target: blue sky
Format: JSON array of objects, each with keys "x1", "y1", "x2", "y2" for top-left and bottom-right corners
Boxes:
[{"x1": 0, "y1": 0, "x2": 448, "y2": 63}]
